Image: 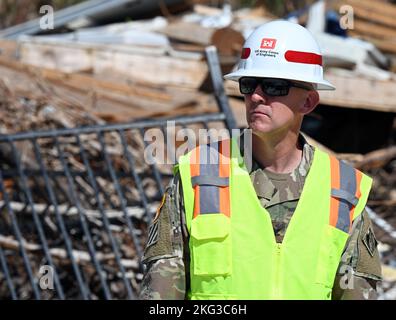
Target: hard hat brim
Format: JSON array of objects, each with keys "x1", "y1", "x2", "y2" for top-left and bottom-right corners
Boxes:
[{"x1": 224, "y1": 70, "x2": 336, "y2": 91}]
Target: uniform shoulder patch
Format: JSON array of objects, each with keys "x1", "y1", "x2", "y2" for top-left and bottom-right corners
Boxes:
[
  {"x1": 142, "y1": 191, "x2": 175, "y2": 264},
  {"x1": 355, "y1": 210, "x2": 382, "y2": 280},
  {"x1": 145, "y1": 194, "x2": 167, "y2": 249},
  {"x1": 146, "y1": 220, "x2": 159, "y2": 248},
  {"x1": 362, "y1": 226, "x2": 378, "y2": 257}
]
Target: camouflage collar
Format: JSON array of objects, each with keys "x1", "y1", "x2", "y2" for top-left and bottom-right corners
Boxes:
[{"x1": 239, "y1": 132, "x2": 314, "y2": 206}]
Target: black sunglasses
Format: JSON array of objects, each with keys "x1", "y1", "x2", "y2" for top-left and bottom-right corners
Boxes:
[{"x1": 239, "y1": 77, "x2": 313, "y2": 96}]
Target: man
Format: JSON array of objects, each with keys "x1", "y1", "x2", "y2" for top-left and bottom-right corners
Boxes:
[{"x1": 140, "y1": 20, "x2": 382, "y2": 299}]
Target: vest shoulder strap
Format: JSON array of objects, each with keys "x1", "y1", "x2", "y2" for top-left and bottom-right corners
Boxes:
[
  {"x1": 328, "y1": 154, "x2": 371, "y2": 233},
  {"x1": 189, "y1": 140, "x2": 231, "y2": 219}
]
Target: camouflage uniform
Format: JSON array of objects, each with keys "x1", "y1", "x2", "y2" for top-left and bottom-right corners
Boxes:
[{"x1": 139, "y1": 135, "x2": 382, "y2": 300}]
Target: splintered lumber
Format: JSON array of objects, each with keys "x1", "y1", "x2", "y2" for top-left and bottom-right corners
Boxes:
[
  {"x1": 319, "y1": 72, "x2": 396, "y2": 113},
  {"x1": 229, "y1": 97, "x2": 247, "y2": 128},
  {"x1": 0, "y1": 200, "x2": 151, "y2": 220},
  {"x1": 0, "y1": 39, "x2": 18, "y2": 59},
  {"x1": 352, "y1": 20, "x2": 396, "y2": 40},
  {"x1": 0, "y1": 56, "x2": 208, "y2": 123},
  {"x1": 382, "y1": 265, "x2": 396, "y2": 282},
  {"x1": 93, "y1": 49, "x2": 208, "y2": 89},
  {"x1": 224, "y1": 79, "x2": 242, "y2": 98},
  {"x1": 334, "y1": 0, "x2": 396, "y2": 24},
  {"x1": 355, "y1": 146, "x2": 396, "y2": 170},
  {"x1": 335, "y1": 153, "x2": 365, "y2": 164},
  {"x1": 158, "y1": 21, "x2": 244, "y2": 56},
  {"x1": 331, "y1": 0, "x2": 396, "y2": 54},
  {"x1": 19, "y1": 40, "x2": 209, "y2": 89},
  {"x1": 193, "y1": 4, "x2": 223, "y2": 15},
  {"x1": 332, "y1": 0, "x2": 396, "y2": 30},
  {"x1": 349, "y1": 5, "x2": 396, "y2": 30},
  {"x1": 20, "y1": 42, "x2": 93, "y2": 73},
  {"x1": 0, "y1": 234, "x2": 139, "y2": 268},
  {"x1": 389, "y1": 56, "x2": 396, "y2": 73}
]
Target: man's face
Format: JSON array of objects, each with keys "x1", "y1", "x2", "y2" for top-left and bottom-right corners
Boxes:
[{"x1": 243, "y1": 80, "x2": 317, "y2": 135}]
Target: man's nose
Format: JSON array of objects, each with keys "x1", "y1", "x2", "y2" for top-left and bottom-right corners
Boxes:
[{"x1": 250, "y1": 84, "x2": 268, "y2": 103}]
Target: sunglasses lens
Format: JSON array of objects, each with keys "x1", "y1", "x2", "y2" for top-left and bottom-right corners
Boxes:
[
  {"x1": 239, "y1": 78, "x2": 258, "y2": 94},
  {"x1": 264, "y1": 85, "x2": 289, "y2": 96},
  {"x1": 261, "y1": 79, "x2": 290, "y2": 96},
  {"x1": 239, "y1": 78, "x2": 291, "y2": 96}
]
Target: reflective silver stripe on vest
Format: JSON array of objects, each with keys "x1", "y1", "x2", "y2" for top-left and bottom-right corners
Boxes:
[
  {"x1": 331, "y1": 189, "x2": 359, "y2": 207},
  {"x1": 334, "y1": 160, "x2": 358, "y2": 233},
  {"x1": 192, "y1": 142, "x2": 228, "y2": 214},
  {"x1": 191, "y1": 176, "x2": 229, "y2": 187}
]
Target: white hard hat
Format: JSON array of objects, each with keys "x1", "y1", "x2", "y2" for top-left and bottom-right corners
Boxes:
[{"x1": 224, "y1": 20, "x2": 335, "y2": 90}]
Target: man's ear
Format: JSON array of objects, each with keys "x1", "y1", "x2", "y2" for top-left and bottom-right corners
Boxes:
[{"x1": 301, "y1": 90, "x2": 320, "y2": 115}]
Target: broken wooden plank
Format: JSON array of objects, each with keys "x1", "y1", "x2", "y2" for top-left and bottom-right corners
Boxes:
[
  {"x1": 0, "y1": 56, "x2": 207, "y2": 122},
  {"x1": 224, "y1": 79, "x2": 242, "y2": 98},
  {"x1": 20, "y1": 42, "x2": 93, "y2": 73},
  {"x1": 0, "y1": 234, "x2": 139, "y2": 268},
  {"x1": 158, "y1": 21, "x2": 244, "y2": 56},
  {"x1": 19, "y1": 38, "x2": 208, "y2": 89},
  {"x1": 0, "y1": 200, "x2": 150, "y2": 220},
  {"x1": 335, "y1": 0, "x2": 396, "y2": 24},
  {"x1": 93, "y1": 49, "x2": 208, "y2": 89},
  {"x1": 355, "y1": 146, "x2": 396, "y2": 170},
  {"x1": 352, "y1": 20, "x2": 396, "y2": 40},
  {"x1": 193, "y1": 4, "x2": 223, "y2": 16},
  {"x1": 350, "y1": 5, "x2": 396, "y2": 30},
  {"x1": 40, "y1": 67, "x2": 172, "y2": 102},
  {"x1": 0, "y1": 39, "x2": 18, "y2": 59},
  {"x1": 229, "y1": 97, "x2": 247, "y2": 128},
  {"x1": 319, "y1": 71, "x2": 396, "y2": 113},
  {"x1": 0, "y1": 56, "x2": 171, "y2": 101}
]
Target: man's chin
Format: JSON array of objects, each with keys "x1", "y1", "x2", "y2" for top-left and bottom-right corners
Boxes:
[{"x1": 249, "y1": 123, "x2": 273, "y2": 135}]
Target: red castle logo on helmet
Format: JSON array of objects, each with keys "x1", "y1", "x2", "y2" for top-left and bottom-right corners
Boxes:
[{"x1": 260, "y1": 38, "x2": 277, "y2": 49}]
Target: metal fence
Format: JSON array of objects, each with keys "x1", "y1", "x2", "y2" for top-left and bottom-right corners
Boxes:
[{"x1": 0, "y1": 47, "x2": 236, "y2": 299}]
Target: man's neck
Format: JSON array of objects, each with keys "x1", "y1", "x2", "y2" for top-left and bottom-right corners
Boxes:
[{"x1": 251, "y1": 129, "x2": 302, "y2": 174}]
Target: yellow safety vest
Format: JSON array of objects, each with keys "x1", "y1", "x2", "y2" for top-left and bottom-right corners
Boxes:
[{"x1": 177, "y1": 139, "x2": 372, "y2": 300}]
